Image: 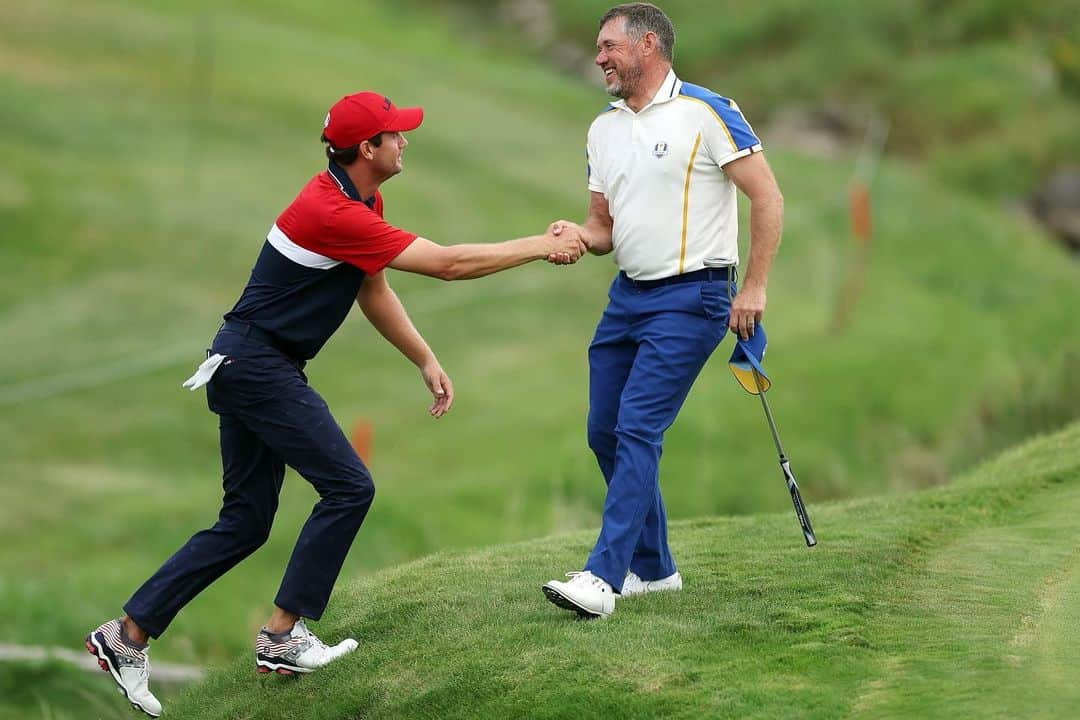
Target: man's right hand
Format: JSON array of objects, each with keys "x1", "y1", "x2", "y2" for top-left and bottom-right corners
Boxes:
[{"x1": 546, "y1": 221, "x2": 587, "y2": 265}]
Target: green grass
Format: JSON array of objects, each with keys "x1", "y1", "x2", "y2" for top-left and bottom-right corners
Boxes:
[
  {"x1": 0, "y1": 0, "x2": 1077, "y2": 703},
  {"x1": 157, "y1": 421, "x2": 1080, "y2": 719},
  {"x1": 0, "y1": 661, "x2": 189, "y2": 720}
]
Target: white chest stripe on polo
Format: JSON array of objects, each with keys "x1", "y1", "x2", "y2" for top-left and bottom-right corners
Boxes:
[{"x1": 267, "y1": 223, "x2": 342, "y2": 270}]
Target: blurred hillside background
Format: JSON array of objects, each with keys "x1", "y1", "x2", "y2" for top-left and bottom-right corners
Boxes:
[{"x1": 1, "y1": 0, "x2": 1077, "y2": 716}]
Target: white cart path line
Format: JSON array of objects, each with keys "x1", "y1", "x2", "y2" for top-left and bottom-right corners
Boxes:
[{"x1": 0, "y1": 642, "x2": 203, "y2": 682}]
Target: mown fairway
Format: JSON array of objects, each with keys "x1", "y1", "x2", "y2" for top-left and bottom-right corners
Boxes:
[{"x1": 1, "y1": 0, "x2": 1077, "y2": 716}]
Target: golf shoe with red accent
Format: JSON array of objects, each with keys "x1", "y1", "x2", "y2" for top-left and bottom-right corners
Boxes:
[
  {"x1": 255, "y1": 618, "x2": 358, "y2": 675},
  {"x1": 85, "y1": 618, "x2": 161, "y2": 717}
]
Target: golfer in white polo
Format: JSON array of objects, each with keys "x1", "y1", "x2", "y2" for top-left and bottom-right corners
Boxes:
[{"x1": 543, "y1": 2, "x2": 784, "y2": 618}]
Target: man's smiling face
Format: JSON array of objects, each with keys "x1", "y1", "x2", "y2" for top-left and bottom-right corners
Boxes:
[{"x1": 595, "y1": 17, "x2": 643, "y2": 99}]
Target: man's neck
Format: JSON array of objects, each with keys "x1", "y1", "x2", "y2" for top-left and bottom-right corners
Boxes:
[
  {"x1": 346, "y1": 165, "x2": 382, "y2": 201},
  {"x1": 625, "y1": 63, "x2": 672, "y2": 113}
]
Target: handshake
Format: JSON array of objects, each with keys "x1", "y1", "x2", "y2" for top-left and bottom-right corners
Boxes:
[{"x1": 543, "y1": 220, "x2": 590, "y2": 266}]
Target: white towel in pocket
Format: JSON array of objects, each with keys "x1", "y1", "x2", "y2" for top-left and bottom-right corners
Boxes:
[{"x1": 182, "y1": 353, "x2": 227, "y2": 391}]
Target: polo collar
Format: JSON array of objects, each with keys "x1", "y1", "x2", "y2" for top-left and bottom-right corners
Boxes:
[
  {"x1": 610, "y1": 68, "x2": 681, "y2": 114},
  {"x1": 327, "y1": 161, "x2": 376, "y2": 208}
]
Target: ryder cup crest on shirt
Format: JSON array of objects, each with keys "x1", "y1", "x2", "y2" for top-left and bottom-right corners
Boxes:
[{"x1": 585, "y1": 69, "x2": 762, "y2": 281}]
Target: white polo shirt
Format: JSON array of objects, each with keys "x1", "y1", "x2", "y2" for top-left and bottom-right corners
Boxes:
[{"x1": 586, "y1": 69, "x2": 762, "y2": 280}]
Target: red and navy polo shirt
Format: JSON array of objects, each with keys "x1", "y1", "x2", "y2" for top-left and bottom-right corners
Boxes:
[{"x1": 224, "y1": 161, "x2": 416, "y2": 361}]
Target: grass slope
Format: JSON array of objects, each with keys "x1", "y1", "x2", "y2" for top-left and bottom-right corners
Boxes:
[
  {"x1": 1, "y1": 0, "x2": 1077, "y2": 681},
  {"x1": 162, "y1": 421, "x2": 1080, "y2": 719}
]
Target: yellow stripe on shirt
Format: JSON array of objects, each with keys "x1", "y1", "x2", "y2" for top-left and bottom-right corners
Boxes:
[{"x1": 679, "y1": 131, "x2": 703, "y2": 274}]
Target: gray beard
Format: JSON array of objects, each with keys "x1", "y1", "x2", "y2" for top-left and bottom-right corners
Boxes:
[{"x1": 607, "y1": 64, "x2": 643, "y2": 99}]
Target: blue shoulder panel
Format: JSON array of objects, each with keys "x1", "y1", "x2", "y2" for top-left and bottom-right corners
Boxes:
[{"x1": 679, "y1": 83, "x2": 759, "y2": 151}]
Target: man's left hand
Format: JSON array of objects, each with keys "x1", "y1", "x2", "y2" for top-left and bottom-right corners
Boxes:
[
  {"x1": 421, "y1": 362, "x2": 454, "y2": 418},
  {"x1": 730, "y1": 284, "x2": 766, "y2": 340}
]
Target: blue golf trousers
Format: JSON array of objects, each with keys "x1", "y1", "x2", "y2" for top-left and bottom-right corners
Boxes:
[
  {"x1": 123, "y1": 329, "x2": 374, "y2": 638},
  {"x1": 584, "y1": 273, "x2": 731, "y2": 592}
]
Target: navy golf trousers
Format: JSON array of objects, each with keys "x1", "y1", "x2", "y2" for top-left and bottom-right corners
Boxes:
[
  {"x1": 584, "y1": 272, "x2": 731, "y2": 592},
  {"x1": 124, "y1": 328, "x2": 374, "y2": 638}
]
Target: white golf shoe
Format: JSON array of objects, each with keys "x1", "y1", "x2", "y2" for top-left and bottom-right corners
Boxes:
[
  {"x1": 85, "y1": 619, "x2": 162, "y2": 718},
  {"x1": 542, "y1": 571, "x2": 615, "y2": 619},
  {"x1": 620, "y1": 570, "x2": 683, "y2": 597},
  {"x1": 255, "y1": 618, "x2": 358, "y2": 675}
]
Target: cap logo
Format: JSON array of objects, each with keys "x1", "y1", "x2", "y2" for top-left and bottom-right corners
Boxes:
[
  {"x1": 382, "y1": 96, "x2": 392, "y2": 111},
  {"x1": 323, "y1": 111, "x2": 331, "y2": 128}
]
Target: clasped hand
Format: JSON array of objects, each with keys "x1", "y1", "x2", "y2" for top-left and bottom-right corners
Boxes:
[{"x1": 544, "y1": 220, "x2": 588, "y2": 265}]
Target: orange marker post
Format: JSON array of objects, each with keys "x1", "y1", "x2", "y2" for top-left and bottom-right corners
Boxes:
[
  {"x1": 831, "y1": 182, "x2": 874, "y2": 334},
  {"x1": 849, "y1": 182, "x2": 873, "y2": 246},
  {"x1": 351, "y1": 420, "x2": 373, "y2": 466}
]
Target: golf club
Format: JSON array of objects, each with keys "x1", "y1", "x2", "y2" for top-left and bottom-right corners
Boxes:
[{"x1": 751, "y1": 368, "x2": 817, "y2": 547}]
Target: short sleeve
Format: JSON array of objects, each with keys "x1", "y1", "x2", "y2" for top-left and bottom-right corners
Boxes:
[
  {"x1": 323, "y1": 204, "x2": 417, "y2": 275},
  {"x1": 700, "y1": 97, "x2": 762, "y2": 168},
  {"x1": 586, "y1": 128, "x2": 606, "y2": 194}
]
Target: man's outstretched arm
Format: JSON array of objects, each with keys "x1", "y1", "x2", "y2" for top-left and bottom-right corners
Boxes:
[{"x1": 388, "y1": 230, "x2": 585, "y2": 280}]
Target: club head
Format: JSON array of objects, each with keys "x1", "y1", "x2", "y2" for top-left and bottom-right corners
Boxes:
[{"x1": 781, "y1": 459, "x2": 817, "y2": 547}]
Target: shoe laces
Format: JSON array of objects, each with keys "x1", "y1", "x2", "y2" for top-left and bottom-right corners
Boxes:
[
  {"x1": 565, "y1": 571, "x2": 607, "y2": 589},
  {"x1": 138, "y1": 653, "x2": 152, "y2": 683},
  {"x1": 294, "y1": 619, "x2": 329, "y2": 651}
]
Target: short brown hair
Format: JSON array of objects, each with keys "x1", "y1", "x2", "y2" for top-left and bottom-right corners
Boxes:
[
  {"x1": 600, "y1": 3, "x2": 675, "y2": 62},
  {"x1": 321, "y1": 131, "x2": 383, "y2": 166}
]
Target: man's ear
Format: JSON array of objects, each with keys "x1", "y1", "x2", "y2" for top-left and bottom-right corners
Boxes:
[
  {"x1": 359, "y1": 140, "x2": 376, "y2": 160},
  {"x1": 640, "y1": 30, "x2": 658, "y2": 56}
]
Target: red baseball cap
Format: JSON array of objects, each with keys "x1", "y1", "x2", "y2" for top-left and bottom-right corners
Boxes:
[{"x1": 322, "y1": 92, "x2": 424, "y2": 148}]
